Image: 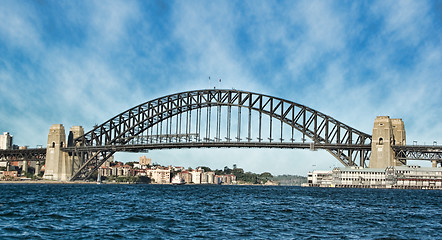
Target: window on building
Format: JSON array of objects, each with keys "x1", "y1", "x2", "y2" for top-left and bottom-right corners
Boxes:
[{"x1": 379, "y1": 138, "x2": 383, "y2": 144}]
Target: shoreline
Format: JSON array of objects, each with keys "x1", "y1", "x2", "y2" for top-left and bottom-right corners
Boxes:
[
  {"x1": 0, "y1": 180, "x2": 298, "y2": 186},
  {"x1": 0, "y1": 180, "x2": 98, "y2": 184}
]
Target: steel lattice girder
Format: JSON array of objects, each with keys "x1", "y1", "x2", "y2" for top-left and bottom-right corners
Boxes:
[
  {"x1": 393, "y1": 145, "x2": 442, "y2": 161},
  {"x1": 69, "y1": 89, "x2": 373, "y2": 180},
  {"x1": 0, "y1": 148, "x2": 46, "y2": 162}
]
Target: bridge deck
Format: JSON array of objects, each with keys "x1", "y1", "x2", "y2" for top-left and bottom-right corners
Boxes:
[
  {"x1": 392, "y1": 145, "x2": 442, "y2": 161},
  {"x1": 0, "y1": 148, "x2": 46, "y2": 162},
  {"x1": 61, "y1": 142, "x2": 372, "y2": 152},
  {"x1": 2, "y1": 144, "x2": 441, "y2": 162}
]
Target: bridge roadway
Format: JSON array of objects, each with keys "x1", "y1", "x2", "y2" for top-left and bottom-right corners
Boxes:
[
  {"x1": 0, "y1": 142, "x2": 371, "y2": 163},
  {"x1": 2, "y1": 143, "x2": 442, "y2": 163},
  {"x1": 62, "y1": 142, "x2": 372, "y2": 152},
  {"x1": 393, "y1": 145, "x2": 442, "y2": 161}
]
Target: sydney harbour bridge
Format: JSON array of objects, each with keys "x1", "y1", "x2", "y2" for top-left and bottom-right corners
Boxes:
[{"x1": 1, "y1": 89, "x2": 441, "y2": 181}]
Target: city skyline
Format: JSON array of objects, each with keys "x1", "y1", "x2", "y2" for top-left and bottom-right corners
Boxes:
[{"x1": 1, "y1": 1, "x2": 441, "y2": 175}]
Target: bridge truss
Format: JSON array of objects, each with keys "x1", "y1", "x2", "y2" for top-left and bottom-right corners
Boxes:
[
  {"x1": 393, "y1": 145, "x2": 442, "y2": 163},
  {"x1": 0, "y1": 148, "x2": 46, "y2": 162},
  {"x1": 68, "y1": 89, "x2": 372, "y2": 180}
]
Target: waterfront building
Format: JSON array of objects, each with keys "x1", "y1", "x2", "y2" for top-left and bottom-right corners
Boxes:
[
  {"x1": 222, "y1": 174, "x2": 237, "y2": 184},
  {"x1": 145, "y1": 168, "x2": 171, "y2": 184},
  {"x1": 0, "y1": 170, "x2": 18, "y2": 179},
  {"x1": 177, "y1": 171, "x2": 192, "y2": 183},
  {"x1": 202, "y1": 171, "x2": 215, "y2": 184},
  {"x1": 106, "y1": 162, "x2": 133, "y2": 177},
  {"x1": 332, "y1": 167, "x2": 388, "y2": 186},
  {"x1": 191, "y1": 169, "x2": 202, "y2": 184},
  {"x1": 98, "y1": 166, "x2": 113, "y2": 177},
  {"x1": 305, "y1": 165, "x2": 442, "y2": 189},
  {"x1": 393, "y1": 166, "x2": 442, "y2": 188},
  {"x1": 308, "y1": 170, "x2": 333, "y2": 186},
  {"x1": 214, "y1": 175, "x2": 222, "y2": 184},
  {"x1": 213, "y1": 174, "x2": 237, "y2": 185},
  {"x1": 0, "y1": 132, "x2": 13, "y2": 150},
  {"x1": 95, "y1": 160, "x2": 239, "y2": 185}
]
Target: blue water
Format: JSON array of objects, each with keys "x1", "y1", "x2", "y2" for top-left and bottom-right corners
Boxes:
[{"x1": 0, "y1": 184, "x2": 440, "y2": 239}]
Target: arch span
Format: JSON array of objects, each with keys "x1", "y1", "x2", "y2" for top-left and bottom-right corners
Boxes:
[{"x1": 69, "y1": 89, "x2": 371, "y2": 180}]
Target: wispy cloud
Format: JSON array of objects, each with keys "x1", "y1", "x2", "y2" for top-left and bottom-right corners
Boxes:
[
  {"x1": 372, "y1": 0, "x2": 432, "y2": 45},
  {"x1": 170, "y1": 1, "x2": 265, "y2": 93},
  {"x1": 0, "y1": 1, "x2": 43, "y2": 53},
  {"x1": 0, "y1": 1, "x2": 441, "y2": 175}
]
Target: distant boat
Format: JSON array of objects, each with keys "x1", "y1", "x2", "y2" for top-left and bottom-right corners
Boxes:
[{"x1": 171, "y1": 175, "x2": 185, "y2": 185}]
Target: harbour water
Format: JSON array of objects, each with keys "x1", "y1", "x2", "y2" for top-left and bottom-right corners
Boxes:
[{"x1": 0, "y1": 184, "x2": 440, "y2": 239}]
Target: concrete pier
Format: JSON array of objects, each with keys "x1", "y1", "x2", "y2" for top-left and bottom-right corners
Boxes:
[
  {"x1": 43, "y1": 124, "x2": 69, "y2": 181},
  {"x1": 370, "y1": 116, "x2": 406, "y2": 168},
  {"x1": 22, "y1": 160, "x2": 28, "y2": 173},
  {"x1": 35, "y1": 161, "x2": 40, "y2": 176},
  {"x1": 42, "y1": 124, "x2": 84, "y2": 181}
]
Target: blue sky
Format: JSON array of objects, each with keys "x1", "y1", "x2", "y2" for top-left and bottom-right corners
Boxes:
[{"x1": 1, "y1": 0, "x2": 441, "y2": 175}]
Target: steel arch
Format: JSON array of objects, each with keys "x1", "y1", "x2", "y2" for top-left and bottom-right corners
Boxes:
[{"x1": 69, "y1": 89, "x2": 372, "y2": 180}]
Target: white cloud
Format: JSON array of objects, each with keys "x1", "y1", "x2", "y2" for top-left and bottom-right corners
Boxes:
[
  {"x1": 372, "y1": 0, "x2": 431, "y2": 45},
  {"x1": 170, "y1": 1, "x2": 265, "y2": 93},
  {"x1": 285, "y1": 1, "x2": 347, "y2": 78},
  {"x1": 1, "y1": 1, "x2": 441, "y2": 175},
  {"x1": 0, "y1": 1, "x2": 43, "y2": 53},
  {"x1": 87, "y1": 0, "x2": 141, "y2": 50}
]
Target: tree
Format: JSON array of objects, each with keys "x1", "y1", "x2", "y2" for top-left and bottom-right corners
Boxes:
[
  {"x1": 126, "y1": 162, "x2": 135, "y2": 167},
  {"x1": 259, "y1": 172, "x2": 273, "y2": 179},
  {"x1": 233, "y1": 168, "x2": 244, "y2": 175},
  {"x1": 200, "y1": 166, "x2": 212, "y2": 172}
]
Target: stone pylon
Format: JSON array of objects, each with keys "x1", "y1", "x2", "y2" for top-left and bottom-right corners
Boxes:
[
  {"x1": 43, "y1": 124, "x2": 72, "y2": 181},
  {"x1": 370, "y1": 116, "x2": 406, "y2": 168}
]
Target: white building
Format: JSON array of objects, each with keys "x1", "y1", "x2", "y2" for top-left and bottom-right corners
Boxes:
[
  {"x1": 393, "y1": 165, "x2": 442, "y2": 189},
  {"x1": 191, "y1": 170, "x2": 202, "y2": 184},
  {"x1": 201, "y1": 172, "x2": 215, "y2": 184},
  {"x1": 146, "y1": 168, "x2": 171, "y2": 184},
  {"x1": 333, "y1": 167, "x2": 388, "y2": 186},
  {"x1": 305, "y1": 165, "x2": 442, "y2": 189},
  {"x1": 308, "y1": 170, "x2": 333, "y2": 186},
  {"x1": 0, "y1": 132, "x2": 13, "y2": 150}
]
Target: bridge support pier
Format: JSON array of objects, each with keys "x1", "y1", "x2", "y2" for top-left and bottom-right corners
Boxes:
[
  {"x1": 370, "y1": 116, "x2": 406, "y2": 168},
  {"x1": 22, "y1": 160, "x2": 28, "y2": 173},
  {"x1": 35, "y1": 161, "x2": 40, "y2": 176},
  {"x1": 43, "y1": 124, "x2": 72, "y2": 181}
]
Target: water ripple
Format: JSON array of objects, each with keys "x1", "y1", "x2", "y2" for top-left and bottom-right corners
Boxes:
[{"x1": 0, "y1": 184, "x2": 440, "y2": 239}]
